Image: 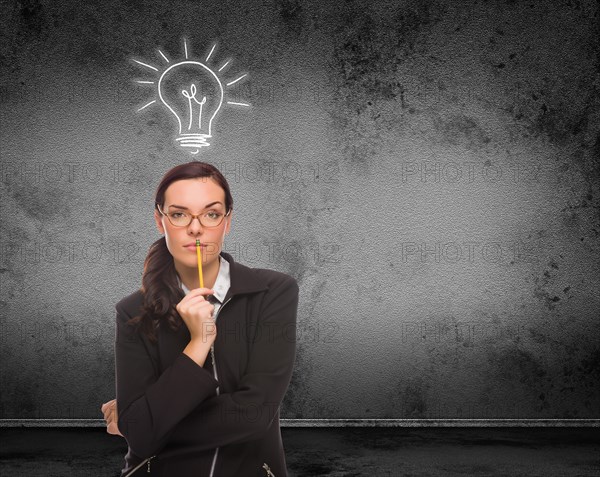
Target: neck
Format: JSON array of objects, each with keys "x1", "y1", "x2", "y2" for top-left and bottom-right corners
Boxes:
[{"x1": 176, "y1": 255, "x2": 220, "y2": 291}]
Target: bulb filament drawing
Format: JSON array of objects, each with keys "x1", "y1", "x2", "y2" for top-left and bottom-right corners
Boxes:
[{"x1": 181, "y1": 84, "x2": 207, "y2": 130}]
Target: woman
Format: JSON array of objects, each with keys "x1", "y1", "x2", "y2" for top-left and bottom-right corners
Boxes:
[{"x1": 100, "y1": 161, "x2": 299, "y2": 477}]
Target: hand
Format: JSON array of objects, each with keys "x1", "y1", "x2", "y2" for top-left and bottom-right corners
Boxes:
[
  {"x1": 101, "y1": 399, "x2": 123, "y2": 437},
  {"x1": 176, "y1": 287, "x2": 217, "y2": 343}
]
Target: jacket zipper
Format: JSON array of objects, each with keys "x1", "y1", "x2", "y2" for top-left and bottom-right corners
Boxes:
[
  {"x1": 208, "y1": 295, "x2": 233, "y2": 477},
  {"x1": 146, "y1": 455, "x2": 155, "y2": 472}
]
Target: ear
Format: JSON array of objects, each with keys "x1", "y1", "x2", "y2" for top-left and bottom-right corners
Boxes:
[
  {"x1": 154, "y1": 209, "x2": 165, "y2": 235},
  {"x1": 224, "y1": 210, "x2": 232, "y2": 235}
]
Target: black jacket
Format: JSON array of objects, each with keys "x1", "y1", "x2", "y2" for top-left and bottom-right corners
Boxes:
[{"x1": 115, "y1": 251, "x2": 299, "y2": 477}]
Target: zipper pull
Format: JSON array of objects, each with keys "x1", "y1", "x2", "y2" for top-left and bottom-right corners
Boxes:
[
  {"x1": 147, "y1": 455, "x2": 155, "y2": 473},
  {"x1": 262, "y1": 463, "x2": 275, "y2": 476}
]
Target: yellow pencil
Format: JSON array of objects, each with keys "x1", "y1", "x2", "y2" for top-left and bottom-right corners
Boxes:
[{"x1": 196, "y1": 239, "x2": 204, "y2": 288}]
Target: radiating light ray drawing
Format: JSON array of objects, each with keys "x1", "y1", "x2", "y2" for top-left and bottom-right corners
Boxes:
[{"x1": 132, "y1": 38, "x2": 251, "y2": 153}]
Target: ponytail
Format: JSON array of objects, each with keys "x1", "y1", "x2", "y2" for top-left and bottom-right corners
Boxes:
[{"x1": 126, "y1": 237, "x2": 185, "y2": 343}]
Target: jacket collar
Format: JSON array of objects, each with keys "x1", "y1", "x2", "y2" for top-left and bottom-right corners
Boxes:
[{"x1": 219, "y1": 251, "x2": 269, "y2": 298}]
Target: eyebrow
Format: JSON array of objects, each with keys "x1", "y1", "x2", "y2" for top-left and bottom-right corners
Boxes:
[{"x1": 168, "y1": 202, "x2": 223, "y2": 210}]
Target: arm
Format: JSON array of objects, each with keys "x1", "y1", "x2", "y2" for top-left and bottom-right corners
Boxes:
[
  {"x1": 160, "y1": 275, "x2": 299, "y2": 455},
  {"x1": 115, "y1": 303, "x2": 219, "y2": 458}
]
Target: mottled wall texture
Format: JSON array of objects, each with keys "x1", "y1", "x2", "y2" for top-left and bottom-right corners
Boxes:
[{"x1": 1, "y1": 0, "x2": 598, "y2": 420}]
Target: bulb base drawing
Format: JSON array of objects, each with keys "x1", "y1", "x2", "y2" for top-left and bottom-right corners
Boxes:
[{"x1": 176, "y1": 134, "x2": 211, "y2": 152}]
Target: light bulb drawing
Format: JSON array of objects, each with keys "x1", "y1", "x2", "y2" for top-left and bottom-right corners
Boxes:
[{"x1": 132, "y1": 39, "x2": 250, "y2": 154}]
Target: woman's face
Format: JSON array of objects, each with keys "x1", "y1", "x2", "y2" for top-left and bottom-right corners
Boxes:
[{"x1": 154, "y1": 177, "x2": 231, "y2": 271}]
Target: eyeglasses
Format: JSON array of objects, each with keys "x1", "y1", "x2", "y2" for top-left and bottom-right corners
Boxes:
[{"x1": 156, "y1": 203, "x2": 231, "y2": 228}]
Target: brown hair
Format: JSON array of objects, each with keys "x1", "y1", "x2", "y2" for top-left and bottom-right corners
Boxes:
[{"x1": 126, "y1": 161, "x2": 233, "y2": 343}]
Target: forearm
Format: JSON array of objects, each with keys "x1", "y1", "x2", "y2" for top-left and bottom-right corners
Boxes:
[
  {"x1": 183, "y1": 338, "x2": 213, "y2": 367},
  {"x1": 117, "y1": 352, "x2": 219, "y2": 457},
  {"x1": 115, "y1": 302, "x2": 219, "y2": 458},
  {"x1": 162, "y1": 373, "x2": 293, "y2": 455}
]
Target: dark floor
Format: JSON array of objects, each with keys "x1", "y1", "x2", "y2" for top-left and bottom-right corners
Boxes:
[{"x1": 0, "y1": 427, "x2": 598, "y2": 476}]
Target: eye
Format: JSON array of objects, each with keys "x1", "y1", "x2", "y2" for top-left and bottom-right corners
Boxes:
[
  {"x1": 171, "y1": 212, "x2": 186, "y2": 218},
  {"x1": 206, "y1": 211, "x2": 223, "y2": 219}
]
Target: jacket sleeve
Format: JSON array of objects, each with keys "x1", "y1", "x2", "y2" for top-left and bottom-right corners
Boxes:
[
  {"x1": 161, "y1": 275, "x2": 299, "y2": 454},
  {"x1": 115, "y1": 303, "x2": 219, "y2": 458}
]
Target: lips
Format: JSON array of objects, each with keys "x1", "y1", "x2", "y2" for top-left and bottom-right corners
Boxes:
[{"x1": 184, "y1": 243, "x2": 208, "y2": 251}]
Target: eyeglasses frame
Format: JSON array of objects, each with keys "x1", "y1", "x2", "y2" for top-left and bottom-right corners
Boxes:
[{"x1": 156, "y1": 203, "x2": 231, "y2": 228}]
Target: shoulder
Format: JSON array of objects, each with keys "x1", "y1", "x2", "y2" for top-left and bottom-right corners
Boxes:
[
  {"x1": 223, "y1": 252, "x2": 300, "y2": 300},
  {"x1": 242, "y1": 267, "x2": 299, "y2": 319},
  {"x1": 115, "y1": 289, "x2": 144, "y2": 319},
  {"x1": 258, "y1": 268, "x2": 298, "y2": 288},
  {"x1": 238, "y1": 261, "x2": 299, "y2": 293},
  {"x1": 250, "y1": 268, "x2": 299, "y2": 306}
]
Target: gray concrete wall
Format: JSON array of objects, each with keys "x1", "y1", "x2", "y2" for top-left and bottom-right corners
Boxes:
[{"x1": 0, "y1": 0, "x2": 598, "y2": 420}]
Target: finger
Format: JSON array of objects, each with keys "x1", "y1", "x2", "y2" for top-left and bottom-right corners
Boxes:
[
  {"x1": 185, "y1": 304, "x2": 216, "y2": 321},
  {"x1": 181, "y1": 295, "x2": 214, "y2": 306},
  {"x1": 102, "y1": 402, "x2": 115, "y2": 420},
  {"x1": 189, "y1": 287, "x2": 215, "y2": 294},
  {"x1": 107, "y1": 422, "x2": 121, "y2": 435},
  {"x1": 109, "y1": 422, "x2": 123, "y2": 437},
  {"x1": 101, "y1": 400, "x2": 116, "y2": 413},
  {"x1": 179, "y1": 299, "x2": 215, "y2": 315},
  {"x1": 182, "y1": 288, "x2": 215, "y2": 300},
  {"x1": 177, "y1": 292, "x2": 214, "y2": 311}
]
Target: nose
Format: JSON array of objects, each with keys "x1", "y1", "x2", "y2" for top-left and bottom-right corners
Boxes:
[{"x1": 188, "y1": 216, "x2": 204, "y2": 234}]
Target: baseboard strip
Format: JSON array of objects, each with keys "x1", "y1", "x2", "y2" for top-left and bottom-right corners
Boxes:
[{"x1": 0, "y1": 419, "x2": 598, "y2": 427}]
